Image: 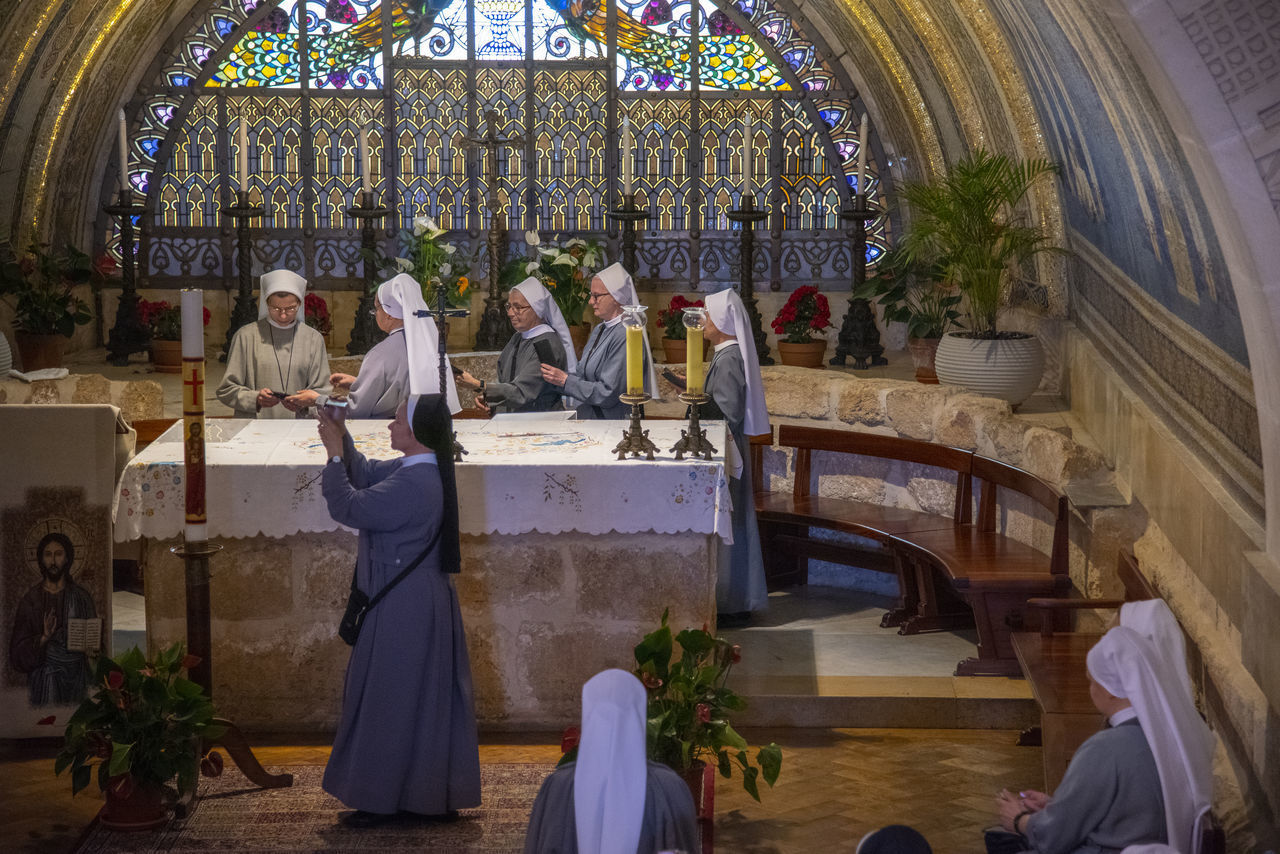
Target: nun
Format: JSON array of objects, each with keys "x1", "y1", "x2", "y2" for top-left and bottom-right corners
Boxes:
[
  {"x1": 523, "y1": 669, "x2": 699, "y2": 854},
  {"x1": 701, "y1": 288, "x2": 770, "y2": 623},
  {"x1": 316, "y1": 393, "x2": 482, "y2": 827},
  {"x1": 328, "y1": 273, "x2": 461, "y2": 418},
  {"x1": 540, "y1": 262, "x2": 658, "y2": 419},
  {"x1": 456, "y1": 277, "x2": 572, "y2": 413},
  {"x1": 989, "y1": 625, "x2": 1215, "y2": 854},
  {"x1": 217, "y1": 268, "x2": 331, "y2": 418}
]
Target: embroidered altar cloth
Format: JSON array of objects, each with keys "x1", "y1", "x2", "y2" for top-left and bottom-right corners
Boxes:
[{"x1": 114, "y1": 418, "x2": 733, "y2": 542}]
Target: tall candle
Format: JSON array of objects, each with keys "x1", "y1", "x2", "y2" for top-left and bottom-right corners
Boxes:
[
  {"x1": 117, "y1": 109, "x2": 129, "y2": 191},
  {"x1": 856, "y1": 112, "x2": 869, "y2": 197},
  {"x1": 180, "y1": 288, "x2": 208, "y2": 543},
  {"x1": 238, "y1": 117, "x2": 249, "y2": 191},
  {"x1": 625, "y1": 324, "x2": 644, "y2": 396},
  {"x1": 743, "y1": 112, "x2": 753, "y2": 197},
  {"x1": 360, "y1": 123, "x2": 372, "y2": 195},
  {"x1": 622, "y1": 114, "x2": 633, "y2": 197},
  {"x1": 685, "y1": 326, "x2": 704, "y2": 396}
]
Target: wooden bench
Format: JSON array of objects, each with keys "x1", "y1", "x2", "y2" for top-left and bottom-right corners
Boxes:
[
  {"x1": 1010, "y1": 550, "x2": 1158, "y2": 789},
  {"x1": 756, "y1": 425, "x2": 975, "y2": 625},
  {"x1": 894, "y1": 454, "x2": 1073, "y2": 676},
  {"x1": 757, "y1": 424, "x2": 1073, "y2": 677}
]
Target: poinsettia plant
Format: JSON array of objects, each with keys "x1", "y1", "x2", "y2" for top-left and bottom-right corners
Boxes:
[
  {"x1": 137, "y1": 298, "x2": 210, "y2": 341},
  {"x1": 0, "y1": 240, "x2": 93, "y2": 337},
  {"x1": 657, "y1": 294, "x2": 705, "y2": 340},
  {"x1": 770, "y1": 285, "x2": 832, "y2": 343},
  {"x1": 55, "y1": 642, "x2": 226, "y2": 799},
  {"x1": 305, "y1": 292, "x2": 332, "y2": 335}
]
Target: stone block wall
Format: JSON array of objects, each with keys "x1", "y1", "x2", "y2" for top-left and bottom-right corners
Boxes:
[{"x1": 0, "y1": 373, "x2": 163, "y2": 422}]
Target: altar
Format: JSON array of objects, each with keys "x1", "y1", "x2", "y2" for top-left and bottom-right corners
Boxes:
[{"x1": 115, "y1": 416, "x2": 732, "y2": 731}]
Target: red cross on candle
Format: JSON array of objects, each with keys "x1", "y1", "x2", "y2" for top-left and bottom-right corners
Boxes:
[{"x1": 184, "y1": 365, "x2": 204, "y2": 409}]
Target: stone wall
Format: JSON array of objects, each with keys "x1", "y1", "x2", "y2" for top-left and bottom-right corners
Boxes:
[{"x1": 0, "y1": 373, "x2": 163, "y2": 422}]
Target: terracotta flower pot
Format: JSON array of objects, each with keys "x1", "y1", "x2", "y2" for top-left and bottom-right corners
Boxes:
[
  {"x1": 100, "y1": 776, "x2": 167, "y2": 831},
  {"x1": 13, "y1": 331, "x2": 67, "y2": 372},
  {"x1": 906, "y1": 337, "x2": 941, "y2": 384},
  {"x1": 150, "y1": 339, "x2": 183, "y2": 374},
  {"x1": 776, "y1": 339, "x2": 827, "y2": 368}
]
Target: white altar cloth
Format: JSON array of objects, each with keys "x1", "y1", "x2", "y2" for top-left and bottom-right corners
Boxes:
[{"x1": 114, "y1": 418, "x2": 733, "y2": 542}]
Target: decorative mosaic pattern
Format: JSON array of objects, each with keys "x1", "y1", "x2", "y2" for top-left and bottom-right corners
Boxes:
[{"x1": 1178, "y1": 0, "x2": 1280, "y2": 103}]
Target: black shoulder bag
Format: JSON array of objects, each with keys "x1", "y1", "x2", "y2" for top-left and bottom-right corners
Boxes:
[{"x1": 338, "y1": 523, "x2": 443, "y2": 646}]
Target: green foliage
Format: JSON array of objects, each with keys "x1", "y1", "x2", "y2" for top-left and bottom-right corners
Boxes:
[
  {"x1": 633, "y1": 609, "x2": 782, "y2": 802},
  {"x1": 501, "y1": 232, "x2": 605, "y2": 326},
  {"x1": 854, "y1": 246, "x2": 962, "y2": 340},
  {"x1": 55, "y1": 642, "x2": 224, "y2": 798},
  {"x1": 0, "y1": 239, "x2": 93, "y2": 337},
  {"x1": 890, "y1": 150, "x2": 1066, "y2": 338}
]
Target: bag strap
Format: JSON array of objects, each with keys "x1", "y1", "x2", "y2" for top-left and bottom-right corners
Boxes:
[{"x1": 352, "y1": 522, "x2": 444, "y2": 611}]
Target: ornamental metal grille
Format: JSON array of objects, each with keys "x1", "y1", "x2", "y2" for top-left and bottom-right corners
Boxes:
[{"x1": 109, "y1": 0, "x2": 888, "y2": 292}]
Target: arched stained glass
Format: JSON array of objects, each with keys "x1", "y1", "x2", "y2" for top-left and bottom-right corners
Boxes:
[{"x1": 112, "y1": 0, "x2": 888, "y2": 293}]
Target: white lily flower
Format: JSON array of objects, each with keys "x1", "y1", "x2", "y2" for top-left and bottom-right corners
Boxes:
[
  {"x1": 525, "y1": 261, "x2": 540, "y2": 274},
  {"x1": 394, "y1": 257, "x2": 413, "y2": 271},
  {"x1": 413, "y1": 215, "x2": 431, "y2": 237},
  {"x1": 552, "y1": 253, "x2": 576, "y2": 267},
  {"x1": 564, "y1": 237, "x2": 586, "y2": 248},
  {"x1": 538, "y1": 247, "x2": 557, "y2": 257},
  {"x1": 441, "y1": 263, "x2": 452, "y2": 277},
  {"x1": 524, "y1": 230, "x2": 541, "y2": 247},
  {"x1": 443, "y1": 243, "x2": 457, "y2": 255}
]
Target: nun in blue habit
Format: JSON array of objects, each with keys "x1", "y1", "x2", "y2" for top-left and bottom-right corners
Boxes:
[
  {"x1": 539, "y1": 263, "x2": 658, "y2": 419},
  {"x1": 316, "y1": 392, "x2": 481, "y2": 827}
]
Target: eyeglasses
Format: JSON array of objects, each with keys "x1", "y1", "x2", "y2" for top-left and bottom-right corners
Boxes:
[
  {"x1": 587, "y1": 291, "x2": 610, "y2": 302},
  {"x1": 267, "y1": 304, "x2": 299, "y2": 317},
  {"x1": 368, "y1": 302, "x2": 383, "y2": 317},
  {"x1": 505, "y1": 303, "x2": 531, "y2": 315}
]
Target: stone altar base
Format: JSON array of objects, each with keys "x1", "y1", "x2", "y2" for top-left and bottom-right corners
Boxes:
[{"x1": 142, "y1": 529, "x2": 717, "y2": 731}]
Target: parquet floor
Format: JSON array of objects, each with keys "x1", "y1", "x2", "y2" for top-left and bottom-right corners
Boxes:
[{"x1": 0, "y1": 727, "x2": 1040, "y2": 854}]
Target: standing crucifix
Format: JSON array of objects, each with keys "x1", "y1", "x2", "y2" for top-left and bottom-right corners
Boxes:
[
  {"x1": 460, "y1": 110, "x2": 523, "y2": 350},
  {"x1": 413, "y1": 280, "x2": 469, "y2": 461}
]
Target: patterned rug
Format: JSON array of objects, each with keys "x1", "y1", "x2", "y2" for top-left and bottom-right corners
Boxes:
[{"x1": 74, "y1": 763, "x2": 554, "y2": 853}]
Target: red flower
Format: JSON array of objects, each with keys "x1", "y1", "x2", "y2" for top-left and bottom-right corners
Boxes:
[
  {"x1": 560, "y1": 726, "x2": 580, "y2": 754},
  {"x1": 731, "y1": 644, "x2": 742, "y2": 664},
  {"x1": 37, "y1": 715, "x2": 56, "y2": 725},
  {"x1": 200, "y1": 750, "x2": 225, "y2": 777},
  {"x1": 772, "y1": 285, "x2": 832, "y2": 343},
  {"x1": 203, "y1": 306, "x2": 211, "y2": 327},
  {"x1": 106, "y1": 670, "x2": 125, "y2": 690},
  {"x1": 696, "y1": 703, "x2": 711, "y2": 723},
  {"x1": 640, "y1": 671, "x2": 664, "y2": 690},
  {"x1": 181, "y1": 654, "x2": 202, "y2": 671}
]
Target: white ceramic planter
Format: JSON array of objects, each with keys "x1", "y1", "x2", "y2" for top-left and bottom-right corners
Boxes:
[{"x1": 934, "y1": 331, "x2": 1044, "y2": 407}]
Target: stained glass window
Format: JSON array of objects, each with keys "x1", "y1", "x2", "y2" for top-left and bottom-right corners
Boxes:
[{"x1": 115, "y1": 0, "x2": 888, "y2": 291}]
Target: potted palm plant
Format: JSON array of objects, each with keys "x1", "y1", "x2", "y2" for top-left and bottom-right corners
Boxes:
[
  {"x1": 0, "y1": 240, "x2": 93, "y2": 371},
  {"x1": 55, "y1": 642, "x2": 225, "y2": 830},
  {"x1": 856, "y1": 246, "x2": 961, "y2": 383},
  {"x1": 890, "y1": 150, "x2": 1065, "y2": 405}
]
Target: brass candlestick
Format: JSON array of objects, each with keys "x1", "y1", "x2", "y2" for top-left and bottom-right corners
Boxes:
[
  {"x1": 671, "y1": 391, "x2": 718, "y2": 461},
  {"x1": 613, "y1": 392, "x2": 658, "y2": 461}
]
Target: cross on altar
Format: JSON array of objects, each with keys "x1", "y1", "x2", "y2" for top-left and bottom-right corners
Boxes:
[
  {"x1": 459, "y1": 110, "x2": 522, "y2": 350},
  {"x1": 415, "y1": 279, "x2": 470, "y2": 461},
  {"x1": 184, "y1": 365, "x2": 204, "y2": 410}
]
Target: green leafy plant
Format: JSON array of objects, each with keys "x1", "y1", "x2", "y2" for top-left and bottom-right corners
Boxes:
[
  {"x1": 891, "y1": 149, "x2": 1065, "y2": 338},
  {"x1": 855, "y1": 246, "x2": 962, "y2": 340},
  {"x1": 634, "y1": 609, "x2": 782, "y2": 801},
  {"x1": 0, "y1": 240, "x2": 94, "y2": 337},
  {"x1": 55, "y1": 643, "x2": 225, "y2": 799},
  {"x1": 503, "y1": 232, "x2": 605, "y2": 326}
]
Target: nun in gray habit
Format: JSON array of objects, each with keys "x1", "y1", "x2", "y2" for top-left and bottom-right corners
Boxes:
[{"x1": 316, "y1": 393, "x2": 481, "y2": 827}]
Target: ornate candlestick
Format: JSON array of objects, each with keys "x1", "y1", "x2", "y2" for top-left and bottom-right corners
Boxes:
[
  {"x1": 346, "y1": 190, "x2": 391, "y2": 355},
  {"x1": 473, "y1": 205, "x2": 510, "y2": 350},
  {"x1": 613, "y1": 304, "x2": 658, "y2": 460},
  {"x1": 830, "y1": 195, "x2": 887, "y2": 368},
  {"x1": 422, "y1": 280, "x2": 470, "y2": 461},
  {"x1": 670, "y1": 307, "x2": 717, "y2": 460},
  {"x1": 220, "y1": 190, "x2": 265, "y2": 360},
  {"x1": 103, "y1": 189, "x2": 152, "y2": 365},
  {"x1": 726, "y1": 194, "x2": 773, "y2": 366},
  {"x1": 607, "y1": 193, "x2": 648, "y2": 273}
]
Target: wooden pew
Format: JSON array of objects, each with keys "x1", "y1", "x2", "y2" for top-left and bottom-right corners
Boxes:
[
  {"x1": 756, "y1": 424, "x2": 975, "y2": 629},
  {"x1": 894, "y1": 454, "x2": 1073, "y2": 676},
  {"x1": 1010, "y1": 551, "x2": 1158, "y2": 789}
]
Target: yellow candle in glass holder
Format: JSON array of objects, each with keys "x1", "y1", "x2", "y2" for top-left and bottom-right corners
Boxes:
[
  {"x1": 685, "y1": 326, "x2": 704, "y2": 395},
  {"x1": 625, "y1": 325, "x2": 644, "y2": 395}
]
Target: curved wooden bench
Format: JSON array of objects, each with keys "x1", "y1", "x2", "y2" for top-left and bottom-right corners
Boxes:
[{"x1": 757, "y1": 424, "x2": 1073, "y2": 677}]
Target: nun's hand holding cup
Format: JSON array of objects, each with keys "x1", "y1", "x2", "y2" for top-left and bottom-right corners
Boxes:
[
  {"x1": 540, "y1": 363, "x2": 567, "y2": 387},
  {"x1": 329, "y1": 372, "x2": 356, "y2": 391}
]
